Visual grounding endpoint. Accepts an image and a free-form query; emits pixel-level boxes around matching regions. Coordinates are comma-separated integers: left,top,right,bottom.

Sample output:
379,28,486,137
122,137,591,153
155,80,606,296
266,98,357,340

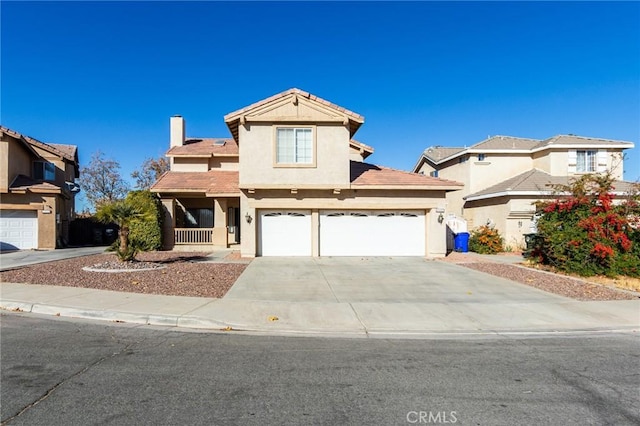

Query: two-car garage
258,210,426,257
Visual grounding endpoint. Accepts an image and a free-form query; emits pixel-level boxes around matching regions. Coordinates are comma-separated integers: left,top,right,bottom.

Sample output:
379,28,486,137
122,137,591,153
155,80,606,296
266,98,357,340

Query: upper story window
576,150,597,173
477,153,486,161
429,170,439,177
276,127,313,165
33,161,55,181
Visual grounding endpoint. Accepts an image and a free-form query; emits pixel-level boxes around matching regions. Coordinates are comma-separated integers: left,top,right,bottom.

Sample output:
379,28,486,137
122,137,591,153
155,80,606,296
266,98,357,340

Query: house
151,88,463,257
0,126,80,250
412,135,636,247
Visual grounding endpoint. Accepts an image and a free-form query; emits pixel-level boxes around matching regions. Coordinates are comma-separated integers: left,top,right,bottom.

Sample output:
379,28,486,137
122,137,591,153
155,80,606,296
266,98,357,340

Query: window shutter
597,150,608,172
567,150,577,173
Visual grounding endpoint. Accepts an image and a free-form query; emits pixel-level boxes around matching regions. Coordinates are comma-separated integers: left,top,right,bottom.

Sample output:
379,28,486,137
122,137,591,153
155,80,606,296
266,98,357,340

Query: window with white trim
276,128,313,164
33,161,55,181
576,150,597,172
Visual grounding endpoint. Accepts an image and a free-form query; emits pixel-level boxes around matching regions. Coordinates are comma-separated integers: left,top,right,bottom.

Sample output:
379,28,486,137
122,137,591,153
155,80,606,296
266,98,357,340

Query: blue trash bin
454,232,470,253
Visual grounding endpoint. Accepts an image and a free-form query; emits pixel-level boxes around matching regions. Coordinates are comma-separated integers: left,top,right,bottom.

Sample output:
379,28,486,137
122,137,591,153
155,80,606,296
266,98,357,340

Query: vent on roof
213,139,226,146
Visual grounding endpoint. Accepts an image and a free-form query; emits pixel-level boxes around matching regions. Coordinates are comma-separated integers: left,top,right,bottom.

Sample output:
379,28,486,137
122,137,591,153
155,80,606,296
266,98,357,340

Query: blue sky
2,1,639,209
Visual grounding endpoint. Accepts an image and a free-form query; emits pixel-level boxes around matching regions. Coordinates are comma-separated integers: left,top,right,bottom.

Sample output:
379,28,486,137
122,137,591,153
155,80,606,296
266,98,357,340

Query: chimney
170,115,185,147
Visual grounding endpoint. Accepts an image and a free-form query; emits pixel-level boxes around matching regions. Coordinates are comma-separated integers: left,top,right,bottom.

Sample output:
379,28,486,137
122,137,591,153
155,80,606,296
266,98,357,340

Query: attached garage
0,210,38,250
258,210,312,256
320,210,425,256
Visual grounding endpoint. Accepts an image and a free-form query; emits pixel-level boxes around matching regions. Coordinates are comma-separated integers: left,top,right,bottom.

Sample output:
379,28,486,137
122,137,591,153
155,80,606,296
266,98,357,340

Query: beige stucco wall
209,157,239,170
532,150,551,173
468,154,533,192
238,124,350,188
239,189,449,258
172,157,208,172
1,137,33,192
547,150,568,176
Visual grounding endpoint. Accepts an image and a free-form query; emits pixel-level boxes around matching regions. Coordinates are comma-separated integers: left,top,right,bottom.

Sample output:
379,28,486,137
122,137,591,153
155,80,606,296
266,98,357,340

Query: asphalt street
2,313,639,426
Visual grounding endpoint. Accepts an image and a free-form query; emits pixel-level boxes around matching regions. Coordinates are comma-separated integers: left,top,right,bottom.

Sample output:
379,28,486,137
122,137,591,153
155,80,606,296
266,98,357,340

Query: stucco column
161,198,176,250
311,210,319,257
240,192,256,258
426,208,447,258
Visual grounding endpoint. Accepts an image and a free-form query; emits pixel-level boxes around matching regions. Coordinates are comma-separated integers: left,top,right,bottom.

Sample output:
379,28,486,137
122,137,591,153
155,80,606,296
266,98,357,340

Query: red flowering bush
533,173,640,277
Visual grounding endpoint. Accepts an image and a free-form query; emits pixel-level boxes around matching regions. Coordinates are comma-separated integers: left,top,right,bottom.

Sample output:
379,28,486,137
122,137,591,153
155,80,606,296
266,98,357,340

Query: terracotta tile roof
167,138,238,157
151,171,239,195
350,161,463,189
9,174,63,193
0,125,77,163
49,143,78,158
0,126,77,163
465,169,638,201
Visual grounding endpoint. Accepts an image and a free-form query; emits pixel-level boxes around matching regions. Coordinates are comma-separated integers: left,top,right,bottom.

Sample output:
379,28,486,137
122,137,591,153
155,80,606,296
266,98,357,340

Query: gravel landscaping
441,252,639,301
0,251,248,298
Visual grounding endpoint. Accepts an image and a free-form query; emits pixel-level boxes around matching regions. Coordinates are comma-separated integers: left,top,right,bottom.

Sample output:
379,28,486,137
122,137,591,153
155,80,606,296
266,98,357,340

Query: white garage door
0,210,38,250
259,210,312,256
320,210,425,256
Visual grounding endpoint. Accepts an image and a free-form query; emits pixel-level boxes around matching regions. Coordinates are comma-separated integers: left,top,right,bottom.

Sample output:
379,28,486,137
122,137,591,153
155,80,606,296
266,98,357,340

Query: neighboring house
0,126,80,250
151,88,462,257
413,135,636,247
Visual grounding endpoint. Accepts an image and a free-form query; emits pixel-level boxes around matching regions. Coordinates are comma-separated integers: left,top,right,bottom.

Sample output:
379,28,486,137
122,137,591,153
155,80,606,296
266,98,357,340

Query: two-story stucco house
151,88,463,257
0,126,80,250
412,135,636,247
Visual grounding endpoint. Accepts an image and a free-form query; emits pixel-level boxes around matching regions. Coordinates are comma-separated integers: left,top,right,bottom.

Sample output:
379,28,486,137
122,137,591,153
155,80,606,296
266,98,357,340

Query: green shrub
126,190,163,251
469,225,504,254
533,174,640,277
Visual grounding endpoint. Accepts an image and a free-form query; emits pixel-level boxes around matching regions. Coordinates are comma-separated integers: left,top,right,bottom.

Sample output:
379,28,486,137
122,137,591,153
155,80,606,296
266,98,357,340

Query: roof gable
224,88,364,142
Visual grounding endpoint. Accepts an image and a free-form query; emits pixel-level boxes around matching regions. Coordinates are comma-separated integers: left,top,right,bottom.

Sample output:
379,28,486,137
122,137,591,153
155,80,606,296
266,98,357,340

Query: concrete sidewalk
2,282,639,337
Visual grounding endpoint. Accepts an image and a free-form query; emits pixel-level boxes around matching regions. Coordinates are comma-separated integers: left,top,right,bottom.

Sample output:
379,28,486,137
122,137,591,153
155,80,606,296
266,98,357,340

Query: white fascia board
531,143,634,153
464,189,630,202
464,190,556,202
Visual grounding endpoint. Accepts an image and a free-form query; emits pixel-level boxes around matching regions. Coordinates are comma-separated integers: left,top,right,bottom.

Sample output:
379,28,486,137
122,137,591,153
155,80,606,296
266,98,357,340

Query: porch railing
174,228,214,245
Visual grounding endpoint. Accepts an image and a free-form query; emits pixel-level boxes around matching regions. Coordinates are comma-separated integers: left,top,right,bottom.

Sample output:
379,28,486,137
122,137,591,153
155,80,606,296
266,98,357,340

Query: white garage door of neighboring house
0,210,38,250
258,210,312,256
320,210,425,256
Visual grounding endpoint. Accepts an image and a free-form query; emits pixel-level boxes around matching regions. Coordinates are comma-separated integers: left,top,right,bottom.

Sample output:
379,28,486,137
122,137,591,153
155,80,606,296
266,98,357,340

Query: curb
2,300,638,339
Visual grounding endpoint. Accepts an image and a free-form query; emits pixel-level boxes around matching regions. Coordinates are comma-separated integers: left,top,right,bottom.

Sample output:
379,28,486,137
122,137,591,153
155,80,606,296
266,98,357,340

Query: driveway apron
224,257,569,304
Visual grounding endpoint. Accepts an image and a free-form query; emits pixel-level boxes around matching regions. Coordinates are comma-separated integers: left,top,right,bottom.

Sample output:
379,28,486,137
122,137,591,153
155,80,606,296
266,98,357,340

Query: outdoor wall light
437,213,444,224
245,212,252,224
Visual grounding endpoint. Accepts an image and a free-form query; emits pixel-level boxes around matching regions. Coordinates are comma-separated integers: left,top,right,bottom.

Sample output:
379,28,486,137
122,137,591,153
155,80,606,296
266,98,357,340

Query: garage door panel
0,210,38,250
259,210,312,256
320,210,425,256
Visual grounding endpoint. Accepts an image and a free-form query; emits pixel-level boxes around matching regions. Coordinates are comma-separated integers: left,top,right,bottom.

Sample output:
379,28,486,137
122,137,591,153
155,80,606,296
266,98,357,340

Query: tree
131,157,169,190
95,200,152,262
79,151,129,211
533,173,640,277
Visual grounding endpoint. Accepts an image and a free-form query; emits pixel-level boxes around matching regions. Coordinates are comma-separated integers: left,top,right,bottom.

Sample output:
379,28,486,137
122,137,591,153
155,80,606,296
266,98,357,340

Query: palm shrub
469,225,504,254
95,200,152,261
533,173,640,277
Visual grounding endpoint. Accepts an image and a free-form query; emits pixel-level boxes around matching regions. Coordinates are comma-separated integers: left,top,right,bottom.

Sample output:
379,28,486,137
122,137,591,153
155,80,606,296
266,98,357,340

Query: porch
160,196,241,249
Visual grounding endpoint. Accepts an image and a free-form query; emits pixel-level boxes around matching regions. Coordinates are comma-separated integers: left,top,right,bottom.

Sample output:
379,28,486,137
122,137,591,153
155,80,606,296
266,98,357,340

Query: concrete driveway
0,247,106,271
225,257,569,304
